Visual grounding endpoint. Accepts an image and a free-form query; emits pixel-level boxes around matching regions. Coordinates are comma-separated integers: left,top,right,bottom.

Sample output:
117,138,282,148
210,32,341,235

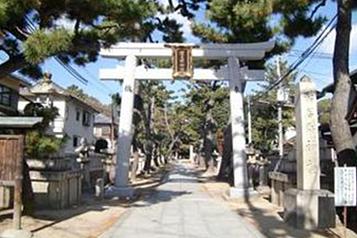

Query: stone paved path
100,162,264,238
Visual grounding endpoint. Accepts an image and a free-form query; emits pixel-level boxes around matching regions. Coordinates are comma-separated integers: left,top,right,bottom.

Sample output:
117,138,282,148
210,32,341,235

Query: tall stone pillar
228,57,252,197
108,55,136,197
284,76,335,229
295,77,320,190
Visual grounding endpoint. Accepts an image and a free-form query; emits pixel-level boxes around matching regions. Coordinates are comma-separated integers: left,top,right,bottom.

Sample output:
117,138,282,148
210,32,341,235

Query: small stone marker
334,167,356,207
95,178,104,200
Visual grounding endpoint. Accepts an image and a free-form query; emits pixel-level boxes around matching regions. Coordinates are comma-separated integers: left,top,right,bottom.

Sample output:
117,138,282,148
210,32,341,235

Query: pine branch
310,0,327,19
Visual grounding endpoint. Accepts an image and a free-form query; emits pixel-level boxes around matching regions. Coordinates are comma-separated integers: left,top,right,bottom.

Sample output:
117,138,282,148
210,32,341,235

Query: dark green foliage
318,98,331,125
250,60,296,152
192,0,328,57
156,17,185,43
0,0,166,78
23,28,73,64
180,81,229,150
23,102,66,158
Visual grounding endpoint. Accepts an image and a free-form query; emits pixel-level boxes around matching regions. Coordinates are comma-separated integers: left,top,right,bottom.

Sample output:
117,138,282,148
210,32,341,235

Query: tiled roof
20,75,99,112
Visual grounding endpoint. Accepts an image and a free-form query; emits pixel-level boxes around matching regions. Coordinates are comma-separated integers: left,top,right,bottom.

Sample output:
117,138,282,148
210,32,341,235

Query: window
76,109,81,121
73,135,78,147
0,85,12,107
82,111,91,126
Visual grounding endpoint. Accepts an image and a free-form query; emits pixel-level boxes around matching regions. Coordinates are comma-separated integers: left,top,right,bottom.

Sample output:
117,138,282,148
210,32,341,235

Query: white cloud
318,23,357,55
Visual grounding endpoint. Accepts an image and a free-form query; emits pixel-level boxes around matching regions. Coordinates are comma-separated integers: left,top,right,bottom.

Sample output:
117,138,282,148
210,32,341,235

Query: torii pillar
228,57,253,197
99,42,274,198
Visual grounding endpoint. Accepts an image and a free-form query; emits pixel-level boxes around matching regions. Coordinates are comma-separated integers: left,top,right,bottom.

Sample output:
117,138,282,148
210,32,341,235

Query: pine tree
0,0,187,79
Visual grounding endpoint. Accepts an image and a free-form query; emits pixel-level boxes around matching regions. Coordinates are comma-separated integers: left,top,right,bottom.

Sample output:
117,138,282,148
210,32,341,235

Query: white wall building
18,74,98,154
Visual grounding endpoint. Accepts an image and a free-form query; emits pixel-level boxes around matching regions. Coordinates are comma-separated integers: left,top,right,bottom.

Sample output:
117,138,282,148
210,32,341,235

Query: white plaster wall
63,99,96,153
18,99,30,112
53,99,66,119
51,99,66,135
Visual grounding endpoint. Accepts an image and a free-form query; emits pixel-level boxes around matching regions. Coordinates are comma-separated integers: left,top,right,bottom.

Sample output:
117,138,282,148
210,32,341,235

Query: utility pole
247,96,252,145
276,56,284,159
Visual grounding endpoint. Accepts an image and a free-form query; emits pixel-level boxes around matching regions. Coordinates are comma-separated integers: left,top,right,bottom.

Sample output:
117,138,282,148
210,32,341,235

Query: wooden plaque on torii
165,44,194,80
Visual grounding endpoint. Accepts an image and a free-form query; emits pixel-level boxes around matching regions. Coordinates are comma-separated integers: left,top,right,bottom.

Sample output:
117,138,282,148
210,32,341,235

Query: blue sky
36,1,357,104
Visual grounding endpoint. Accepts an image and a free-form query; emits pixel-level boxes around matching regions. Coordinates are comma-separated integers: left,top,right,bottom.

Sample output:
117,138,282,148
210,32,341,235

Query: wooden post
13,135,24,230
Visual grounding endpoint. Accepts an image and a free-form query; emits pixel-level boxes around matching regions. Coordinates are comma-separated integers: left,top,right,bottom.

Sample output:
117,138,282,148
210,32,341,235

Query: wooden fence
0,135,24,229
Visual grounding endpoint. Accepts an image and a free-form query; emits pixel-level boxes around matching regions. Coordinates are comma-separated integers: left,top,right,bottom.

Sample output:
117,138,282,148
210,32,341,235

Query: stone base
269,172,296,207
30,170,81,209
283,188,335,230
229,187,258,199
104,185,134,199
0,229,32,238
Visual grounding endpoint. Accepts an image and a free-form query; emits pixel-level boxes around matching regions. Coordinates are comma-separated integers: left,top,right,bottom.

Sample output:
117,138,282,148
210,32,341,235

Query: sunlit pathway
100,161,264,238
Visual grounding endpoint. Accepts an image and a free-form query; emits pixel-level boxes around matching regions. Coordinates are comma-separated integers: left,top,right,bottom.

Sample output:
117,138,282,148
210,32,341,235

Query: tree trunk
330,0,357,230
217,124,233,184
142,97,155,173
131,86,142,181
143,144,153,172
330,0,356,166
202,94,216,172
152,144,160,168
166,136,179,160
204,111,215,173
197,140,207,169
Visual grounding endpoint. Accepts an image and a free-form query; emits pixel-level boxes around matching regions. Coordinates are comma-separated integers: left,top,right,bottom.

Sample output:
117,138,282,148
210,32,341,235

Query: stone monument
75,138,92,188
283,76,335,230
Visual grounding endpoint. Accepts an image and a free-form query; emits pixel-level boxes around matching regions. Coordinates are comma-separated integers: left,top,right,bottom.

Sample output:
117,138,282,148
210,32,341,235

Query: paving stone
100,162,265,238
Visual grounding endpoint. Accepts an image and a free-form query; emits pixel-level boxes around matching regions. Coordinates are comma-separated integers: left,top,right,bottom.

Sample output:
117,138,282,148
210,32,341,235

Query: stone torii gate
100,41,274,197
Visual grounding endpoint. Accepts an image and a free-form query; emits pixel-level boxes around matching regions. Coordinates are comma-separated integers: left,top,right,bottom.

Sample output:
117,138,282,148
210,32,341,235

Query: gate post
111,54,137,197
228,57,253,198
0,135,32,238
13,136,24,230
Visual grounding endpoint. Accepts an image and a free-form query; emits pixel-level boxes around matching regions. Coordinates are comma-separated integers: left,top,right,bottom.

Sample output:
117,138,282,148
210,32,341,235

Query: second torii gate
100,41,274,197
